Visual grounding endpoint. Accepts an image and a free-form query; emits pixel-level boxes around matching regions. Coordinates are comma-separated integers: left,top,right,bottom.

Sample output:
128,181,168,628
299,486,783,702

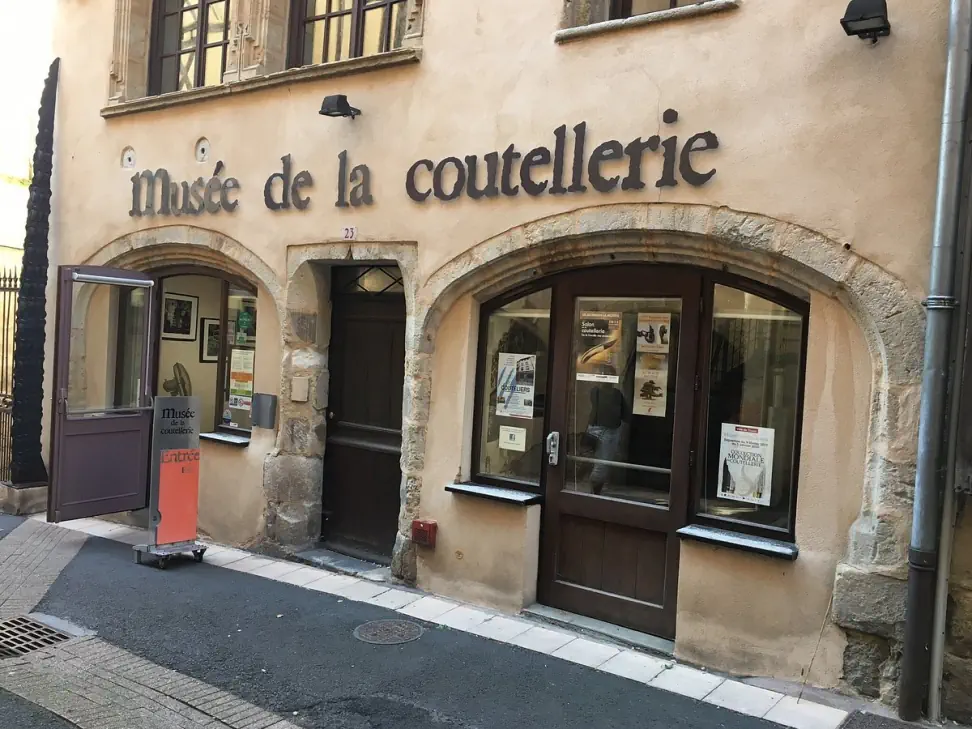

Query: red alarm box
411,519,438,548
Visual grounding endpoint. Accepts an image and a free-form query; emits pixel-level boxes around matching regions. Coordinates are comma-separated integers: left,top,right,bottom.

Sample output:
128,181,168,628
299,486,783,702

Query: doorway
472,264,809,640
321,265,407,563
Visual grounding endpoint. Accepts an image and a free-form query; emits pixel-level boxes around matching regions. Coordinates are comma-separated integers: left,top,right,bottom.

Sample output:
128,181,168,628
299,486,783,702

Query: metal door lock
546,431,560,466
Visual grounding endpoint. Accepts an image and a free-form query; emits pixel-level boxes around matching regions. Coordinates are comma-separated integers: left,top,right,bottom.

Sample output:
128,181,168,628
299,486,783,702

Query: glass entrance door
539,267,701,639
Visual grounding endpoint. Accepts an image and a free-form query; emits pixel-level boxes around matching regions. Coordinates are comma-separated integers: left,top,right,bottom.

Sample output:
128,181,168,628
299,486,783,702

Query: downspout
898,0,972,720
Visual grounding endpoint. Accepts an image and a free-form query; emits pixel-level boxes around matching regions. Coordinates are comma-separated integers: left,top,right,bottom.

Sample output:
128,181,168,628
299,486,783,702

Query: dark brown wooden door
48,266,155,522
322,291,406,561
538,267,701,639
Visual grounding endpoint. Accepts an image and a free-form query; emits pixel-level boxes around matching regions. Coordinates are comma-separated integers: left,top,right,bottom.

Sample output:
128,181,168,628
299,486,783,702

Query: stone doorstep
0,482,47,516
53,516,876,729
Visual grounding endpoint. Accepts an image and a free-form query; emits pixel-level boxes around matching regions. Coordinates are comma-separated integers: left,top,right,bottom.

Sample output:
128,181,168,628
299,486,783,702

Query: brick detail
0,637,300,729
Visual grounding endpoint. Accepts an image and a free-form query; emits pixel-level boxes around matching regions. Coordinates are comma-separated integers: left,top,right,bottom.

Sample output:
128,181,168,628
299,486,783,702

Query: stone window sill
101,48,422,119
676,524,799,561
200,431,250,447
446,482,543,506
555,0,740,45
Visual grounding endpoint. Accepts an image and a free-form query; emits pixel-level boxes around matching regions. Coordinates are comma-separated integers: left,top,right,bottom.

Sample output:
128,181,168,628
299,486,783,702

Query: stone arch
392,203,923,599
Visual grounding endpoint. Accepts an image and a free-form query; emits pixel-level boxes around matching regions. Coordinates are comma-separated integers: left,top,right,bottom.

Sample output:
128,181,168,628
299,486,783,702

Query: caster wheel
193,550,205,563
158,557,169,570
134,552,142,565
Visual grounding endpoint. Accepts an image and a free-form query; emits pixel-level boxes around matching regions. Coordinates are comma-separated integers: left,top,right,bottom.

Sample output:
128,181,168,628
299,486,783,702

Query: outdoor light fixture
320,95,361,119
841,0,891,43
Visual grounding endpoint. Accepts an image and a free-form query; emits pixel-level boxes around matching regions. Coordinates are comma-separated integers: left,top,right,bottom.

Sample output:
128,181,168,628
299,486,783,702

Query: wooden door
539,267,701,639
49,266,155,522
322,285,406,562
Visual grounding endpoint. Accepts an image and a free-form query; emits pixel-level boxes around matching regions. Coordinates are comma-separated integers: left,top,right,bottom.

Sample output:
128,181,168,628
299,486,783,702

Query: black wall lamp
841,0,891,43
320,95,361,119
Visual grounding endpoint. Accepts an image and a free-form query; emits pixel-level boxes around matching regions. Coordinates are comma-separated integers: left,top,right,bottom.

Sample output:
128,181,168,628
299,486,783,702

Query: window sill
101,47,422,119
554,0,740,45
446,482,543,506
676,524,798,561
200,431,250,447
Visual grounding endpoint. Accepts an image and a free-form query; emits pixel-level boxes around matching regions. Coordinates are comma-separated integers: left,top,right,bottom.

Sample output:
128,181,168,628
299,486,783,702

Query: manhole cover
353,619,424,645
0,616,71,659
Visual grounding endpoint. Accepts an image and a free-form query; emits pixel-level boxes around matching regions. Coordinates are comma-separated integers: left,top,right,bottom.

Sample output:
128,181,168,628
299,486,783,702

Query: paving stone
704,679,784,717
649,665,725,700
398,596,459,621
431,605,492,631
508,626,576,655
468,615,533,643
363,587,423,610
765,696,849,729
552,637,621,668
331,580,390,601
599,650,670,684
275,566,327,587
249,561,303,580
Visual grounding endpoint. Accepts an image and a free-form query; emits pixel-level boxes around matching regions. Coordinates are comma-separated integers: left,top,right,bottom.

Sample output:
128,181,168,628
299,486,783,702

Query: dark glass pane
162,13,180,54
477,290,552,487
628,0,671,14
326,13,352,62
389,1,407,50
564,297,681,507
221,287,257,432
303,20,325,65
699,285,805,533
330,0,353,11
305,0,321,16
161,55,179,93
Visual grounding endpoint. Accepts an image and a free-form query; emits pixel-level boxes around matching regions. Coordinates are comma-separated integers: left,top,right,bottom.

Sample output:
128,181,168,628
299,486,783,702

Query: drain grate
353,619,424,645
0,616,71,659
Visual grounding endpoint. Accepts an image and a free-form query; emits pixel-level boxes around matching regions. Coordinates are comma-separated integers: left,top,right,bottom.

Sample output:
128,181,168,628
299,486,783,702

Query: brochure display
134,396,208,568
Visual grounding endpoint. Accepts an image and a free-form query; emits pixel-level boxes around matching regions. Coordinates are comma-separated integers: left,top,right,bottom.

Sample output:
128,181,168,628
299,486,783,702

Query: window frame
469,266,811,544
688,271,810,544
287,0,408,69
149,0,232,96
148,266,258,438
611,0,688,19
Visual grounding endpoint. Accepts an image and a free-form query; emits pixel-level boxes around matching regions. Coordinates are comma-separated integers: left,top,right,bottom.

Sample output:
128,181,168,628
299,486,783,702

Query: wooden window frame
287,0,408,69
470,266,810,544
611,0,683,19
149,0,232,96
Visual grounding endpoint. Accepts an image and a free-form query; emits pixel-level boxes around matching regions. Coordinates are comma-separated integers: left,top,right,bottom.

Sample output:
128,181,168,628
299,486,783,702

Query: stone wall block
948,587,972,659
265,499,322,548
400,420,428,473
833,564,907,641
574,205,648,236
842,629,891,698
264,452,323,502
402,374,432,421
945,652,972,724
392,533,417,582
775,223,857,286
397,475,422,532
709,208,780,253
647,203,712,238
845,259,925,384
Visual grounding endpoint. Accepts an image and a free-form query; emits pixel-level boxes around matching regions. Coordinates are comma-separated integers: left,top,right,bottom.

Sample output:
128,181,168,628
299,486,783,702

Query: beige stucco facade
46,0,955,714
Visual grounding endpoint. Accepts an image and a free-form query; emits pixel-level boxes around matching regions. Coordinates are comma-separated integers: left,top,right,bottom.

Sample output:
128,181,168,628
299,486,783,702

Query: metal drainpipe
899,0,972,719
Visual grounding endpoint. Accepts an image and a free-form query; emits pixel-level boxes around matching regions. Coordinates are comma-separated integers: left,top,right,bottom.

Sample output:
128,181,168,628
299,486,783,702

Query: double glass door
538,268,700,638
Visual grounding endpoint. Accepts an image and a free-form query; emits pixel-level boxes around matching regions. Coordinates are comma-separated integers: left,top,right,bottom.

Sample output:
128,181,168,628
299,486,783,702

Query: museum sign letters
127,111,719,217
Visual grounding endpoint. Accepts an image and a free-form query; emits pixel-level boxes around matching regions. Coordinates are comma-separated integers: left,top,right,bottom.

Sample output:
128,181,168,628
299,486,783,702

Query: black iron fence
0,270,20,482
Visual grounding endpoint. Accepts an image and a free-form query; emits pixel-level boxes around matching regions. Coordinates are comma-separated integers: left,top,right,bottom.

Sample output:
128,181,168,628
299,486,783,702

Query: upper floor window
613,0,695,17
288,0,408,67
150,0,231,95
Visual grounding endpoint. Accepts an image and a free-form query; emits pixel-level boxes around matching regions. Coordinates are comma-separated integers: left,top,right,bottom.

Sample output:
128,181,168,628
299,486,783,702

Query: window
613,0,697,17
473,289,552,490
151,0,231,95
155,274,259,438
694,282,808,540
289,0,408,67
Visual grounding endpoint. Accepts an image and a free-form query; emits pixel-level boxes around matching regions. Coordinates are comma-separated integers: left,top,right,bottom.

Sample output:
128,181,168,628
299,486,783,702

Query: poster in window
496,353,535,419
499,425,527,452
717,424,775,506
229,348,255,411
633,353,668,417
636,313,671,354
576,311,622,383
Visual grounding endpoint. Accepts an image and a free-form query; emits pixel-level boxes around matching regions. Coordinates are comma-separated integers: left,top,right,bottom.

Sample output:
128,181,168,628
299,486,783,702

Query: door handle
546,431,560,466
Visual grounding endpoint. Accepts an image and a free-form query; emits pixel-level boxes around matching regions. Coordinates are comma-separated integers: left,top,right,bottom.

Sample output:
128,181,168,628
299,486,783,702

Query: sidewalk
3,513,887,729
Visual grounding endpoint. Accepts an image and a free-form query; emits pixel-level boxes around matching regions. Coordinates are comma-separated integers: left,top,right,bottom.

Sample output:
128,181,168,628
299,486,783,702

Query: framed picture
199,318,220,363
161,292,199,341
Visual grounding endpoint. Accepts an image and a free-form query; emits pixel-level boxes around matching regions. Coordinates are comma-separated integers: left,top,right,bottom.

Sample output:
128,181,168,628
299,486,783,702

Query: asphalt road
32,533,779,729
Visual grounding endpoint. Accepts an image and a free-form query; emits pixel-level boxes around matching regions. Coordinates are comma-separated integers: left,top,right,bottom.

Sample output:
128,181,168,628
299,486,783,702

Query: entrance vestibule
472,265,809,639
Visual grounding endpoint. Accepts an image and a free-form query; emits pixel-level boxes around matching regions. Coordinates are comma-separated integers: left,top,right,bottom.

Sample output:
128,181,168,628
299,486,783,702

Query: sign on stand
134,396,208,568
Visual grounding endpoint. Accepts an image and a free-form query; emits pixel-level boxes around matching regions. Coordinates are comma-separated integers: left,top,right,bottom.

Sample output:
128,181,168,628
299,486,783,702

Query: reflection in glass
207,2,227,44
326,13,352,62
222,287,258,431
699,285,805,532
204,46,224,86
477,290,551,487
68,284,146,414
178,53,196,91
565,297,681,507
